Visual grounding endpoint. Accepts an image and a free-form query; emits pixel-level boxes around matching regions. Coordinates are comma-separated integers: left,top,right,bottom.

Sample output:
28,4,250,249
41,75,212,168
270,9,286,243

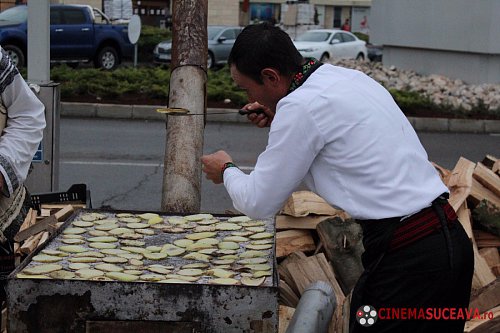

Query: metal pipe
286,281,337,333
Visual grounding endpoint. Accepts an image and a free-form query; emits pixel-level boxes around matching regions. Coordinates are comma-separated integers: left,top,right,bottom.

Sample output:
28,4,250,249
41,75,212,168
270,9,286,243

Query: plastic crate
30,184,91,211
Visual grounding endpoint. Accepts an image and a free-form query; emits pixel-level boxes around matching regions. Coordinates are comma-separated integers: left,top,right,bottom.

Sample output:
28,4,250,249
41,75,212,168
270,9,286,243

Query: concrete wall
371,0,500,84
209,0,239,26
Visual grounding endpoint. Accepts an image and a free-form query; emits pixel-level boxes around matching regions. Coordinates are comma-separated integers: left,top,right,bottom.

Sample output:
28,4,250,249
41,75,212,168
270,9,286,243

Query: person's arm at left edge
0,49,46,196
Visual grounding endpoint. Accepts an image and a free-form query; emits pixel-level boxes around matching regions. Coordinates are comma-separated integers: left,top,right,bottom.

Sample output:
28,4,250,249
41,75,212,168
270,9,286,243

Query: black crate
30,184,91,211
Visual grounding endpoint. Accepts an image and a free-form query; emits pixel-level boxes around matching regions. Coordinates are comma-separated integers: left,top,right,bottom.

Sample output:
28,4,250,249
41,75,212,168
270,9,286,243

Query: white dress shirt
224,63,448,220
0,48,46,196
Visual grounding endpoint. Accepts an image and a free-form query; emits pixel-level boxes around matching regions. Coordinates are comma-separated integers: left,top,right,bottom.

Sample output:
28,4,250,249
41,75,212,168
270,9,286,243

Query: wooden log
473,162,500,198
470,179,500,209
469,277,500,314
492,264,500,277
19,208,37,232
463,305,500,333
54,204,75,221
457,203,474,242
474,230,500,248
276,214,336,230
19,232,44,255
472,200,500,237
278,305,295,333
431,161,452,185
278,251,307,295
478,248,500,268
448,157,476,211
481,155,498,171
276,230,316,258
316,217,364,295
281,191,345,217
278,280,300,308
14,215,57,243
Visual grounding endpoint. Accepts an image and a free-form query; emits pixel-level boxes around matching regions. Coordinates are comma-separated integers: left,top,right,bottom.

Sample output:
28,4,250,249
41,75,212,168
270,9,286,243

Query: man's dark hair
228,23,303,84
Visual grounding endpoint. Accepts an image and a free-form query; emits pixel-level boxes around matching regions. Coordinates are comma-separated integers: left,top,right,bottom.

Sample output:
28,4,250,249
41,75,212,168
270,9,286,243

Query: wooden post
161,0,208,214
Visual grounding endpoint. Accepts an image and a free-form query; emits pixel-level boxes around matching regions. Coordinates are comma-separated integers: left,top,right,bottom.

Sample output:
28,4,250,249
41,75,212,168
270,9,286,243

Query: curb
60,102,500,134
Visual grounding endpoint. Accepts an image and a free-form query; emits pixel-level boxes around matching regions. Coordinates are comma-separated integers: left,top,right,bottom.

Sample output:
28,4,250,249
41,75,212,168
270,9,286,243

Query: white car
293,29,367,62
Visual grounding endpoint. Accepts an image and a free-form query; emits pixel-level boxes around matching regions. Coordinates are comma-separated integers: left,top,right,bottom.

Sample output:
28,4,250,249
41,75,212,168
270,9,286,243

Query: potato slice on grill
89,242,117,250
118,233,143,240
59,245,87,253
177,268,204,276
218,241,240,250
219,254,238,260
62,234,84,240
185,213,213,222
147,216,164,225
239,250,267,258
41,249,68,257
253,270,272,278
106,272,140,282
88,236,118,243
101,249,128,255
143,252,168,260
241,221,265,227
207,268,235,279
76,268,105,279
94,218,118,225
245,227,266,233
223,236,249,243
183,252,210,262
138,213,160,220
103,256,128,264
116,252,143,260
249,232,273,240
16,273,49,279
173,239,194,248
68,257,99,263
118,217,141,223
164,274,199,282
193,225,216,233
123,269,143,275
95,263,123,272
147,265,173,274
161,245,185,257
227,216,251,223
135,228,155,235
185,232,217,241
72,221,94,228
245,263,272,271
231,231,254,237
237,257,268,265
209,278,239,285
120,240,146,247
88,230,110,237
241,276,266,286
182,263,209,269
32,254,62,263
198,248,217,255
68,263,90,270
196,219,219,225
128,223,150,229
186,243,214,251
139,274,165,282
215,222,242,231
23,264,62,275
245,244,273,250
211,259,235,265
49,270,76,280
63,227,87,235
168,216,188,225
128,259,144,266
116,213,133,218
122,246,147,254
61,238,85,245
75,251,105,258
251,239,273,245
95,223,119,231
161,226,185,233
109,227,135,236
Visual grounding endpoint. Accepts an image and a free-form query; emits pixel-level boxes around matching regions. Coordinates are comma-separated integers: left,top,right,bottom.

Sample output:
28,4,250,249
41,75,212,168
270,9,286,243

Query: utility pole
161,0,208,213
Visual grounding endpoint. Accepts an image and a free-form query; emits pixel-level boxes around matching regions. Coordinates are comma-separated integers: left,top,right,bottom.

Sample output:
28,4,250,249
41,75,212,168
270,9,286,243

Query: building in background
371,0,500,84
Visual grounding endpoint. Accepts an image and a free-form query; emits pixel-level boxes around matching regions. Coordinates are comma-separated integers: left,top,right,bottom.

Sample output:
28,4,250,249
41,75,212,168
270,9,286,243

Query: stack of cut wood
277,155,500,333
13,204,80,263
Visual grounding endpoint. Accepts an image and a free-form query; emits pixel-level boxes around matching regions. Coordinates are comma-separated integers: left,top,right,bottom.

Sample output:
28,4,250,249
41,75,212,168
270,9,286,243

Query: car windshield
295,31,331,42
0,6,27,24
208,26,224,40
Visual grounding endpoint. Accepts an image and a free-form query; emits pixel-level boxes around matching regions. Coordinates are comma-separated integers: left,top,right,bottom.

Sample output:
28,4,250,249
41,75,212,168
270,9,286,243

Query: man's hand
242,102,274,128
201,150,234,184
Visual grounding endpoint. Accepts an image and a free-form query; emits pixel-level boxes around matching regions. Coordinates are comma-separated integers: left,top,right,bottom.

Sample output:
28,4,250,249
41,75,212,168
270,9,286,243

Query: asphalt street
58,118,499,213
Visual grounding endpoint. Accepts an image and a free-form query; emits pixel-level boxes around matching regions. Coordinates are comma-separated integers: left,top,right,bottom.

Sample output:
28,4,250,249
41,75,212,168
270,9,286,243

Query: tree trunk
161,0,208,214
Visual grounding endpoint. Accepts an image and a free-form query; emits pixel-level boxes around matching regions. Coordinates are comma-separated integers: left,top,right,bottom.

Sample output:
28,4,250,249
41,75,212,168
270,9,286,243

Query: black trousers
351,221,474,332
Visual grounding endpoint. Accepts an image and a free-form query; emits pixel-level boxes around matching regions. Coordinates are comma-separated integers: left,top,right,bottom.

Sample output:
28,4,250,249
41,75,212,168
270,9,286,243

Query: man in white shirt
0,47,45,318
201,23,473,332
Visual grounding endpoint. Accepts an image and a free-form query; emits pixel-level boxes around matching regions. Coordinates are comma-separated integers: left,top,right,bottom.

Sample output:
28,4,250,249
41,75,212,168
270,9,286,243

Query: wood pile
277,155,500,333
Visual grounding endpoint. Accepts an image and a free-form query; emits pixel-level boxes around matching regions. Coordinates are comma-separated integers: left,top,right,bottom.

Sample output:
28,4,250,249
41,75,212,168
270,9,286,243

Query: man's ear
260,68,280,85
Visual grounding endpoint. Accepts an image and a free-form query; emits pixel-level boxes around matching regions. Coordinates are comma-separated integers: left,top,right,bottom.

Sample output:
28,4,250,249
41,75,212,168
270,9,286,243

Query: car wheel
320,53,330,63
356,53,365,61
207,51,215,69
4,45,25,68
95,46,119,70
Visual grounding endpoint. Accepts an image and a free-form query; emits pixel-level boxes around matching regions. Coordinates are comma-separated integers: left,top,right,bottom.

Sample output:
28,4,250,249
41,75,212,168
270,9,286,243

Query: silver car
153,25,243,69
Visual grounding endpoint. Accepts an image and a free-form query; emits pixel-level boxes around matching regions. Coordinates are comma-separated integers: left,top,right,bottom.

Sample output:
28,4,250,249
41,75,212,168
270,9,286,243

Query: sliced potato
245,263,272,271
143,252,168,260
23,264,62,275
118,217,141,223
185,232,217,241
185,213,213,221
95,263,123,272
239,250,267,258
95,223,119,231
121,246,147,254
123,269,143,275
198,248,217,255
76,268,105,279
173,239,194,248
251,239,273,245
238,257,268,265
227,216,251,223
61,238,85,245
62,234,84,240
147,266,173,274
135,228,155,235
196,219,219,225
68,257,99,263
211,259,235,265
93,218,118,225
182,263,209,269
49,270,76,280
161,226,185,233
215,222,242,231
164,274,199,282
245,244,273,250
101,249,128,255
127,223,150,229
103,256,128,264
116,213,134,218
210,278,239,285
108,227,134,235
58,245,87,253
138,213,160,220
183,252,210,262
249,232,273,240
89,242,117,249
128,259,144,266
106,271,139,282
116,252,143,260
32,254,62,263
168,216,188,225
186,242,214,252
207,268,235,278
245,227,266,233
139,274,165,282
219,254,238,260
193,226,216,233
68,263,90,270
148,216,164,225
223,236,249,243
231,231,254,237
88,236,118,243
240,221,265,227
176,269,204,276
161,245,185,256
253,270,272,278
75,251,105,258
72,221,94,228
241,276,266,286
118,233,143,240
41,249,68,257
120,240,146,247
88,230,109,237
62,227,87,235
16,273,49,279
218,241,240,250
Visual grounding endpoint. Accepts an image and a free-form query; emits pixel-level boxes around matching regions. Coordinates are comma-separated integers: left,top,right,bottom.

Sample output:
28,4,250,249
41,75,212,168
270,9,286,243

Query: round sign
127,15,142,44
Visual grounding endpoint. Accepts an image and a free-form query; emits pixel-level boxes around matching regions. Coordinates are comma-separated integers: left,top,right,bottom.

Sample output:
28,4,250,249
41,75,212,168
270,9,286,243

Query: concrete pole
161,0,208,213
27,0,50,84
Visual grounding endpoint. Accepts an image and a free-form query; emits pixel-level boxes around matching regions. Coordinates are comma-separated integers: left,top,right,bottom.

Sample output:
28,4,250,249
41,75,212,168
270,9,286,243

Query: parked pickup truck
0,4,134,69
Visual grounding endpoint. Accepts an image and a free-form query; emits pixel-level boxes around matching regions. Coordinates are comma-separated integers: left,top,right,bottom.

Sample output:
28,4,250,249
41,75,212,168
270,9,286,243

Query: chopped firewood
281,191,346,217
481,155,499,174
284,253,345,333
470,179,500,209
19,208,37,232
478,248,500,269
40,208,51,217
432,161,452,184
472,200,500,237
457,203,474,242
276,214,335,230
278,305,295,333
474,230,500,248
276,230,316,258
469,277,500,314
41,203,85,210
19,232,44,255
54,204,75,221
278,280,300,308
463,305,500,333
316,217,364,295
14,216,57,243
473,163,500,198
448,157,476,211
492,264,500,277
278,251,308,295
